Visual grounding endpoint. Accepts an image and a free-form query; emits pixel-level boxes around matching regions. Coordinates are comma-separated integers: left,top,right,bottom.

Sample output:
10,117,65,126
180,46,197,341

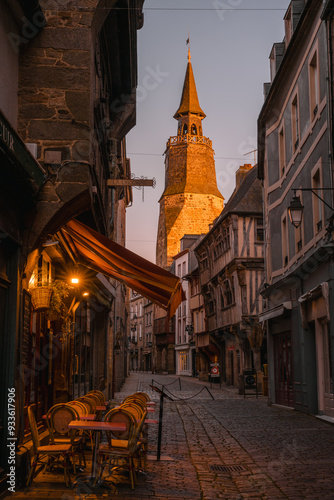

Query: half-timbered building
195,164,265,389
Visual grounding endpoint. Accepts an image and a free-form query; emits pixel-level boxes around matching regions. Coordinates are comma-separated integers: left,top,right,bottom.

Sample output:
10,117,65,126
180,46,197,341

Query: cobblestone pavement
3,372,334,500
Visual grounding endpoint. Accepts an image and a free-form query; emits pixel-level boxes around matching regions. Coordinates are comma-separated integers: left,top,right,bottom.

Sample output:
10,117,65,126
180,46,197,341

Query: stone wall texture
157,139,224,268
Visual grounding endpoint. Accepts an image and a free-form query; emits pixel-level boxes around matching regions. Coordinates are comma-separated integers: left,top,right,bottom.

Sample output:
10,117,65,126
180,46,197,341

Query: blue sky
126,0,290,262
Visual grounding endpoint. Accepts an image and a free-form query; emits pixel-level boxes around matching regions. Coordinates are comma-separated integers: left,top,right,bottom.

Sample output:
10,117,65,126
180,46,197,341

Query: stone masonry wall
17,3,98,249
157,134,224,269
157,192,224,267
18,3,96,165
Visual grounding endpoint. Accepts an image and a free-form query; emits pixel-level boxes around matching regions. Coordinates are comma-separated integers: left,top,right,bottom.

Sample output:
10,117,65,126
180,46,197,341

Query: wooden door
274,332,294,407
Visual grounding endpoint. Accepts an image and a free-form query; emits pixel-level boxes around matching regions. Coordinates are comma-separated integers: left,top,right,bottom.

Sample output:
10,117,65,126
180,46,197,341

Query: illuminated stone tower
156,49,224,268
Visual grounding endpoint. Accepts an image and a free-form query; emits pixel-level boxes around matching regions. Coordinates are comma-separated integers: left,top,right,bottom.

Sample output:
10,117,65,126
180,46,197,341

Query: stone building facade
258,0,334,417
156,49,224,269
0,0,145,489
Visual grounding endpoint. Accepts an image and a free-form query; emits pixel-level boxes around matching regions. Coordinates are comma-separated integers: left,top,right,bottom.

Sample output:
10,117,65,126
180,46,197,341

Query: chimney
236,164,253,188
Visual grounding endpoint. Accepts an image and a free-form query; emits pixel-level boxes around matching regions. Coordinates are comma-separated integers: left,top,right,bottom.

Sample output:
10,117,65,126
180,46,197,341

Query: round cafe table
68,420,127,482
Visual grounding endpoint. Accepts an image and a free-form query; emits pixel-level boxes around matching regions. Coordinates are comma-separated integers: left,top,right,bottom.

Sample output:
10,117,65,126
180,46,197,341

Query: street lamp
288,188,334,234
288,191,304,228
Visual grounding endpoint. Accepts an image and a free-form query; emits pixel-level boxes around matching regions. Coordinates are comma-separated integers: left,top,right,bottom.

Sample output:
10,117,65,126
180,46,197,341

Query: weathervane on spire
186,32,191,61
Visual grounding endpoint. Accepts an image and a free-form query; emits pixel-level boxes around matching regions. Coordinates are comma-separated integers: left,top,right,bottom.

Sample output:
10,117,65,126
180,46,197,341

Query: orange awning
58,219,183,317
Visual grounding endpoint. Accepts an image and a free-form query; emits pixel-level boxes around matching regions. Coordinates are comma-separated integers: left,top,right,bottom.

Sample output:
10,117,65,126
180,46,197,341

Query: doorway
274,331,293,407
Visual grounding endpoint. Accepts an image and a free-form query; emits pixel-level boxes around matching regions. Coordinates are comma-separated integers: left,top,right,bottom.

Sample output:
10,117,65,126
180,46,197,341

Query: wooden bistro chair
45,403,86,472
76,396,94,414
120,402,149,471
87,390,105,405
134,391,151,403
27,406,72,487
94,410,146,490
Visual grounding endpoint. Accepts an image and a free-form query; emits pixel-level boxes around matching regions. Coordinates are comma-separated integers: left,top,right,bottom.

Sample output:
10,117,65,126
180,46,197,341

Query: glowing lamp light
83,292,89,297
71,278,79,284
288,194,304,228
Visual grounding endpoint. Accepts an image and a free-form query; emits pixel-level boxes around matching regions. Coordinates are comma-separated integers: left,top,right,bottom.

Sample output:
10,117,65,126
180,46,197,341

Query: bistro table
79,414,97,421
68,420,127,481
96,405,107,411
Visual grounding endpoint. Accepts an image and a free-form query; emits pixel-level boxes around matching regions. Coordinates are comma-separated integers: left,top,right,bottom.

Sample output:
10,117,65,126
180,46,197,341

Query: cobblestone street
4,373,334,500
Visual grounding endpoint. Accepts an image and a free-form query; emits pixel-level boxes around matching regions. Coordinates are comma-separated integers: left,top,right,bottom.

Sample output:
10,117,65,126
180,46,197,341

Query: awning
259,301,292,322
58,219,184,317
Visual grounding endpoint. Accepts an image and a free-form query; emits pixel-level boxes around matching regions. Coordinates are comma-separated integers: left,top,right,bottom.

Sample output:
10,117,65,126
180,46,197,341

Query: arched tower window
191,124,197,135
183,124,188,135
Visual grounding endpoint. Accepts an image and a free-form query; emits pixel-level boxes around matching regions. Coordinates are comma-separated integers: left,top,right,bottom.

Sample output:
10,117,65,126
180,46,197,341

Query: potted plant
46,280,72,321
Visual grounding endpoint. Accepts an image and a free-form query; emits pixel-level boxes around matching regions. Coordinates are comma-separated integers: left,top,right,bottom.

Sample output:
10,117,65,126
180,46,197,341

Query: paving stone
2,373,334,500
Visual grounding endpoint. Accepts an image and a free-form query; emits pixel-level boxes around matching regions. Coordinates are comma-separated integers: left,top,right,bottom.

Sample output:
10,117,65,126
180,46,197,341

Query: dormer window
191,124,197,135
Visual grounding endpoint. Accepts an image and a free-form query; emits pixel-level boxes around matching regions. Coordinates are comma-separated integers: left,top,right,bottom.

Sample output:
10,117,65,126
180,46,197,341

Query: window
182,261,186,276
204,288,215,315
256,218,264,242
195,312,199,333
215,227,230,257
183,124,188,135
191,124,197,135
279,124,286,176
294,190,303,252
190,278,199,296
312,168,323,234
222,279,234,307
178,263,181,277
199,251,208,270
309,50,319,120
282,215,288,267
218,225,231,252
292,94,299,152
200,310,204,332
220,287,225,309
295,224,302,253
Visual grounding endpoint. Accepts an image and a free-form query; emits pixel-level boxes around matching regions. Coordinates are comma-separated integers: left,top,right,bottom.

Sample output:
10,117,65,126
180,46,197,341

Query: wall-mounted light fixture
288,188,334,230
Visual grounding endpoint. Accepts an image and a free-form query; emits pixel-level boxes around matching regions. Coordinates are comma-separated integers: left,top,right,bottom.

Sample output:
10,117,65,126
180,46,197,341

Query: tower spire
173,43,205,120
187,32,191,62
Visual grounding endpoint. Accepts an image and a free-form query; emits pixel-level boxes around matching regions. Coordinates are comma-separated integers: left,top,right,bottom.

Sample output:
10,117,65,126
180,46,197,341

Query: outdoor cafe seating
26,390,155,490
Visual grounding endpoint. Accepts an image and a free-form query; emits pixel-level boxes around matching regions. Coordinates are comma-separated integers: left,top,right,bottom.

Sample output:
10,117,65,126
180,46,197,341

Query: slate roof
195,165,263,250
174,61,206,119
221,165,262,218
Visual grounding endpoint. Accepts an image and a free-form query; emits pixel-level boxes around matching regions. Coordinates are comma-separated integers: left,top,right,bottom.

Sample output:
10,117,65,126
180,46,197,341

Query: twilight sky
126,0,290,263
